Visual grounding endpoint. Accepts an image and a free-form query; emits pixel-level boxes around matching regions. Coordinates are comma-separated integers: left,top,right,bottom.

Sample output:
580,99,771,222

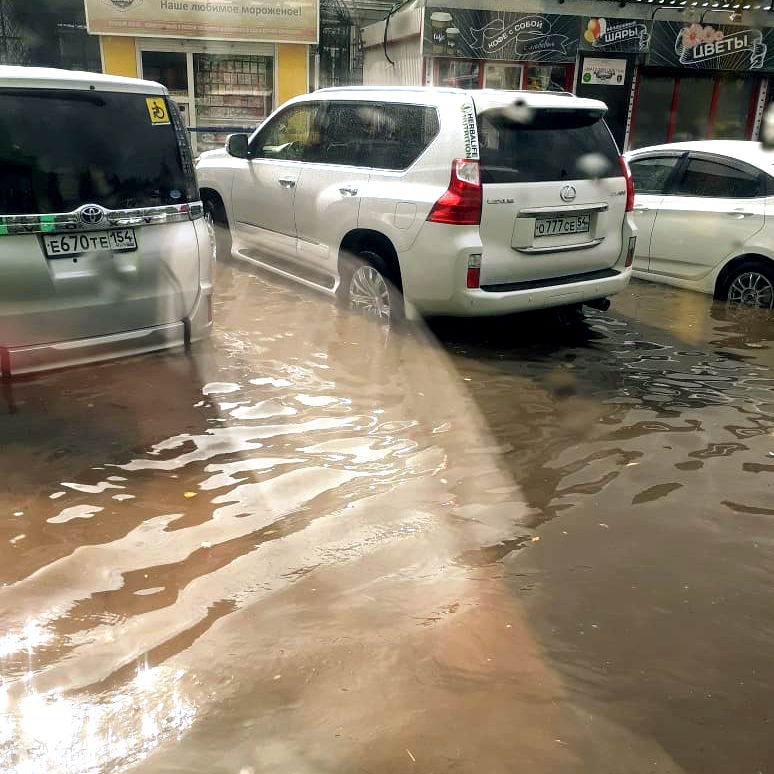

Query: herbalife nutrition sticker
146,97,170,125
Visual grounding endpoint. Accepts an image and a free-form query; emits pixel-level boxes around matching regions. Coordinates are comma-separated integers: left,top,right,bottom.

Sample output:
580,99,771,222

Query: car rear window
476,107,621,184
0,88,194,215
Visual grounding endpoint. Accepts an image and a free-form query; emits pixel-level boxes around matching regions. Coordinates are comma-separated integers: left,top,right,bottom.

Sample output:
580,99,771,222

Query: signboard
649,20,774,71
424,7,579,62
580,17,650,53
581,57,627,86
84,0,318,44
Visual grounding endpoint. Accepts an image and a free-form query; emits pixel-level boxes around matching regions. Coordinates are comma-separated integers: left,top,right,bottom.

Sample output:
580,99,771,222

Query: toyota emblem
559,186,577,203
80,205,105,225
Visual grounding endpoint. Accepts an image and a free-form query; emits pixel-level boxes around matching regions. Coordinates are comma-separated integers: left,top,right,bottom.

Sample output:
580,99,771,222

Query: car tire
342,249,404,325
720,259,774,309
203,197,231,263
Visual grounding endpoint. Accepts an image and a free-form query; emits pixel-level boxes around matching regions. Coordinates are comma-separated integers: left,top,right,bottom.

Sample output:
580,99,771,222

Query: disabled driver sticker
146,97,170,125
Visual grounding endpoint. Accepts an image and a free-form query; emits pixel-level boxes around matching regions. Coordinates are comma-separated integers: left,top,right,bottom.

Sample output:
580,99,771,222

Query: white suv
197,87,636,323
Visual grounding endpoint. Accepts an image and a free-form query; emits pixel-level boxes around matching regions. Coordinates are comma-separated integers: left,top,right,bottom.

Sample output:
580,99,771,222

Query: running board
231,249,338,295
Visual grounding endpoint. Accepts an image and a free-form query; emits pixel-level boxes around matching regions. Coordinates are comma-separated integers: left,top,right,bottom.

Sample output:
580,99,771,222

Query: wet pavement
1,262,773,774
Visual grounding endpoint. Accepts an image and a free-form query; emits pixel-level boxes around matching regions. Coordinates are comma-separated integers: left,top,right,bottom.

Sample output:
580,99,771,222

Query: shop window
437,60,480,88
631,72,759,149
713,78,754,139
629,156,679,195
484,64,523,90
673,158,763,199
526,66,566,92
193,54,273,154
672,77,714,143
141,51,188,98
631,74,675,148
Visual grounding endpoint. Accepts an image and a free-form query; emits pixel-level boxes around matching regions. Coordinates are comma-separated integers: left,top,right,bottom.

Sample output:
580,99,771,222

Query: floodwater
1,263,773,774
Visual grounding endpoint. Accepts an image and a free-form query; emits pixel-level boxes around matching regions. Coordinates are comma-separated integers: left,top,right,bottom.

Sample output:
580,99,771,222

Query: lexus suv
197,86,636,324
0,66,212,377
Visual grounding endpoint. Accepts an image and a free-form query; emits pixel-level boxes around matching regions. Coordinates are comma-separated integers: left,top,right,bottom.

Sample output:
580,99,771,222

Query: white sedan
625,140,774,308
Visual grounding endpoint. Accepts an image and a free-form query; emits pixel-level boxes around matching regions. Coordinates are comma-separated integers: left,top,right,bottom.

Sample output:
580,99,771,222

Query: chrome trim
0,201,203,236
518,203,609,217
517,238,604,254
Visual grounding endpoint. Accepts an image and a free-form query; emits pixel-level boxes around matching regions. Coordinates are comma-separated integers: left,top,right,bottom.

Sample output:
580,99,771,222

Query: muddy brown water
1,265,773,774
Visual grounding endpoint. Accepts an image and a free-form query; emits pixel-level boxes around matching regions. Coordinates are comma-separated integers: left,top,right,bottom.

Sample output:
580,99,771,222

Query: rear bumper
400,222,635,319
415,265,632,317
1,283,212,378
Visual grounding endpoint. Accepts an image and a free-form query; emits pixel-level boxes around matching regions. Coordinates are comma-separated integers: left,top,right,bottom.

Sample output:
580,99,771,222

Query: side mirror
226,133,250,159
761,104,774,149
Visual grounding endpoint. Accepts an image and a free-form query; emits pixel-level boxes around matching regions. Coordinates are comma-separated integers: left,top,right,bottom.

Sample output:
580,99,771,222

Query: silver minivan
0,66,212,377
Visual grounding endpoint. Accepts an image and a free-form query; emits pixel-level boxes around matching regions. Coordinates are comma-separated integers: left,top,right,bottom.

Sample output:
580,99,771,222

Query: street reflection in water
1,266,773,774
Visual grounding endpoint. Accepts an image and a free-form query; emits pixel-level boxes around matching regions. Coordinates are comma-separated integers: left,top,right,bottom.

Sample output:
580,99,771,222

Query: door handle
339,185,358,196
727,209,752,218
278,178,296,189
633,204,650,212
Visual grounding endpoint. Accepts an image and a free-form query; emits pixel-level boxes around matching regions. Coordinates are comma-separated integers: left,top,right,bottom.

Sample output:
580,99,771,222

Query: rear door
648,154,766,279
474,102,626,287
0,86,200,347
627,153,684,271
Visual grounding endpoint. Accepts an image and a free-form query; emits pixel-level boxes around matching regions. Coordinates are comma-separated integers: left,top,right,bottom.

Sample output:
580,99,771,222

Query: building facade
362,0,774,150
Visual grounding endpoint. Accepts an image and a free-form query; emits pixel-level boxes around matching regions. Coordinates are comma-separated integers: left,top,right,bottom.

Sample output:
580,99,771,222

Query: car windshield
0,88,191,214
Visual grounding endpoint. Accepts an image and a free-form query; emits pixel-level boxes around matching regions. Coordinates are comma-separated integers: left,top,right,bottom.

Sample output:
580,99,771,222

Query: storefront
84,0,318,154
362,1,774,150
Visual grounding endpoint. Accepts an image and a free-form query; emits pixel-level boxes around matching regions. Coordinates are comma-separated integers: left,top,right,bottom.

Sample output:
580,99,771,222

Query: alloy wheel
348,265,391,321
727,271,774,309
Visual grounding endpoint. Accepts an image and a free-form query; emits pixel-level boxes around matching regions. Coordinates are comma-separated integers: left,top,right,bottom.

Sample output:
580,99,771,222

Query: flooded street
2,262,773,774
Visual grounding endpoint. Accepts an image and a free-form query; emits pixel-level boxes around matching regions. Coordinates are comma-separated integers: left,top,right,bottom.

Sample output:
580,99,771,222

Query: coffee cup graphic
430,12,452,54
446,27,460,55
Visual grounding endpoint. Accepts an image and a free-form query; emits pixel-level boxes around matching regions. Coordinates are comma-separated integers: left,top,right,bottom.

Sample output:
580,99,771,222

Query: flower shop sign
649,20,774,71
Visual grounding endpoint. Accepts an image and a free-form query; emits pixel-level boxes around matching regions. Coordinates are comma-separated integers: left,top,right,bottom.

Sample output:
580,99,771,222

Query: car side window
311,102,440,170
673,158,763,198
629,156,679,195
250,102,322,162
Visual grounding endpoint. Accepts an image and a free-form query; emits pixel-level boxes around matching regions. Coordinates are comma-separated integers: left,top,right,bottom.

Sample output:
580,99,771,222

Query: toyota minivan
197,86,636,324
0,66,213,377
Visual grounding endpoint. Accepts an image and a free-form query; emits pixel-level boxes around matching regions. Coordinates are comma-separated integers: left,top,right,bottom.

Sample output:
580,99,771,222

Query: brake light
427,159,482,226
619,155,634,213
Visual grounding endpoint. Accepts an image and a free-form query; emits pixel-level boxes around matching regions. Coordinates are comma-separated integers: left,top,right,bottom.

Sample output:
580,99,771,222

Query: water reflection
1,269,773,773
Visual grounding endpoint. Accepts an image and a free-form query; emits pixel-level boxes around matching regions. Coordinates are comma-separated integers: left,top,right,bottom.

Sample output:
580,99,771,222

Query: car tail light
427,159,482,226
619,155,634,213
625,236,636,268
466,254,482,289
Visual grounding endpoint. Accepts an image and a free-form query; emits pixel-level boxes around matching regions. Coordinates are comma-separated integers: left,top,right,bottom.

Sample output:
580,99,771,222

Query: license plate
43,229,137,257
534,214,590,238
